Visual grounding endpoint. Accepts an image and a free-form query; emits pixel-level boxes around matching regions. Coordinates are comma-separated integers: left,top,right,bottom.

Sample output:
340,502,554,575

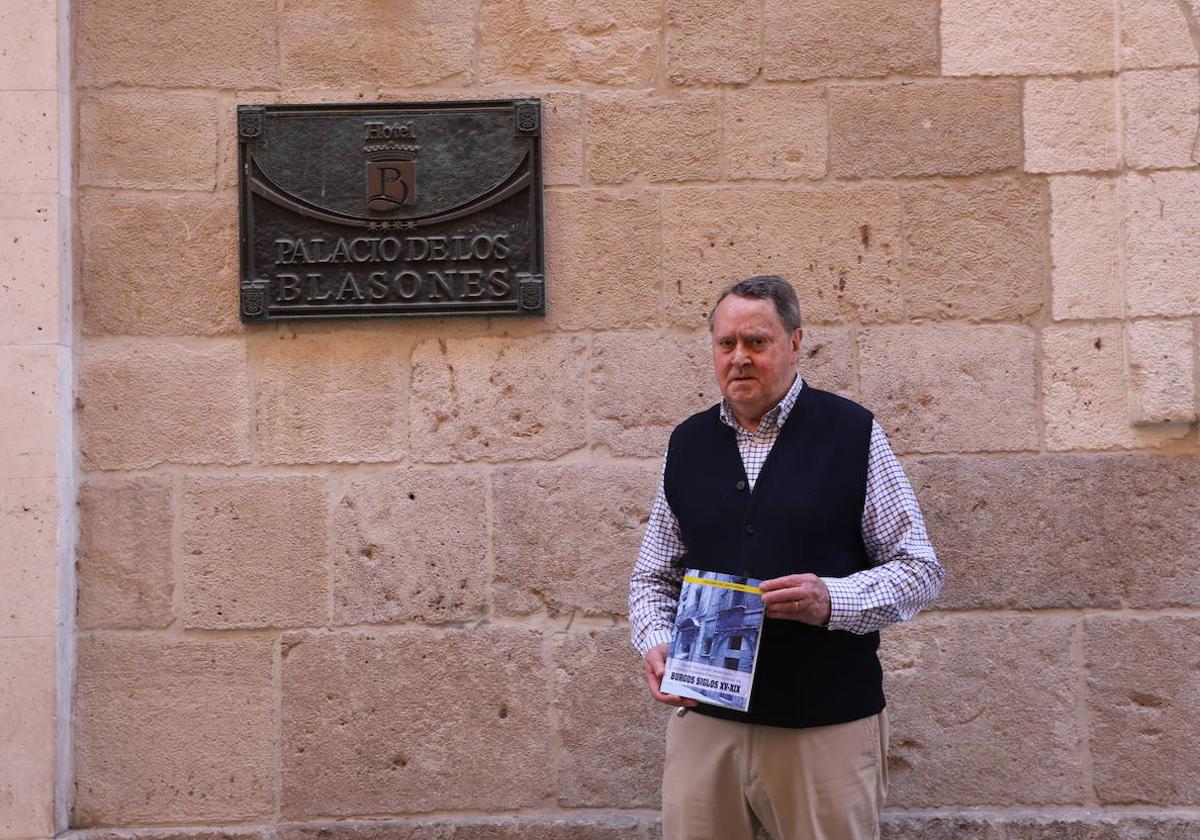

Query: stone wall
66,0,1200,838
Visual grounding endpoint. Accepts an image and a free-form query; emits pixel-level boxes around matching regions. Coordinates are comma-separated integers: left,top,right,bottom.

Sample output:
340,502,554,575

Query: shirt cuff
638,627,673,656
821,576,859,633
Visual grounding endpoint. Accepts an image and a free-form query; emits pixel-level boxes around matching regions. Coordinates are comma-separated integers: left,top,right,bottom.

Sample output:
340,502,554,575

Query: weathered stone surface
1023,78,1118,173
78,93,217,190
480,0,658,85
907,455,1200,610
493,465,657,615
331,468,487,625
1086,617,1200,804
0,345,58,479
661,185,905,326
544,190,660,330
860,325,1039,454
942,0,1114,75
797,326,857,397
881,615,1085,806
252,332,407,464
0,478,57,637
666,0,759,84
280,628,554,816
73,637,274,825
763,0,938,80
1042,323,1191,450
1128,319,1197,423
0,193,60,345
410,335,588,462
0,90,57,195
76,0,278,88
0,637,55,838
80,833,269,840
1120,0,1198,70
1125,171,1200,317
590,331,720,456
78,341,251,470
829,81,1022,178
1050,176,1123,320
80,193,240,336
725,89,827,181
587,93,721,184
180,475,326,629
0,0,56,91
882,812,1200,839
278,817,641,840
555,628,669,807
77,477,173,630
541,92,586,186
1122,69,1200,170
901,178,1049,321
281,0,472,87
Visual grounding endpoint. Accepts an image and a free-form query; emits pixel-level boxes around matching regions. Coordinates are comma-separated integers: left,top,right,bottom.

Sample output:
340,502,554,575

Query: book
660,569,765,712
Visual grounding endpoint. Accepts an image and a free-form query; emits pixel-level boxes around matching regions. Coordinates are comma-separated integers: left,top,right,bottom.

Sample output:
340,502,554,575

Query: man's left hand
759,574,831,626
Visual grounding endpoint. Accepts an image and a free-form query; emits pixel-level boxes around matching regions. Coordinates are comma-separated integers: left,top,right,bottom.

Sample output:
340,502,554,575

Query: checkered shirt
629,374,945,655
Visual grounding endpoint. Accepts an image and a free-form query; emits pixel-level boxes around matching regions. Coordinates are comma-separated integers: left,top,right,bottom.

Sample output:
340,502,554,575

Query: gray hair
707,275,802,334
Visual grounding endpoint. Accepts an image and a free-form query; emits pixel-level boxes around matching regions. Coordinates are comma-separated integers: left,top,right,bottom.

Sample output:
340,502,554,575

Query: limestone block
829,81,1022,178
0,91,56,194
79,93,217,190
492,465,658,615
763,0,938,80
724,89,827,181
331,468,487,625
0,345,58,481
1124,171,1200,316
79,832,269,840
78,340,252,470
77,477,173,630
907,455,1200,611
661,185,905,326
554,628,669,807
942,0,1115,75
280,628,554,816
1128,319,1197,423
479,0,658,85
1085,617,1200,804
0,638,55,839
0,0,56,90
281,0,472,88
881,615,1085,806
541,92,586,187
1122,69,1200,169
410,335,587,462
1042,323,1190,450
76,0,278,88
1120,0,1198,70
0,194,59,345
798,326,857,397
1050,176,1123,320
0,478,57,637
544,190,660,330
666,0,760,84
901,178,1049,321
277,817,641,840
1024,78,1119,173
589,331,721,456
73,636,274,825
882,812,1200,839
80,193,240,336
180,475,326,629
587,93,721,184
859,325,1039,454
252,332,407,464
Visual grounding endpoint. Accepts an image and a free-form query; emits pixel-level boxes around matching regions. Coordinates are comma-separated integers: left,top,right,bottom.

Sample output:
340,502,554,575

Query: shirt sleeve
628,462,686,656
821,420,945,634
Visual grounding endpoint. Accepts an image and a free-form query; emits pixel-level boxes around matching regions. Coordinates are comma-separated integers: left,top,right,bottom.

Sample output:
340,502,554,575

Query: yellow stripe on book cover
682,575,763,595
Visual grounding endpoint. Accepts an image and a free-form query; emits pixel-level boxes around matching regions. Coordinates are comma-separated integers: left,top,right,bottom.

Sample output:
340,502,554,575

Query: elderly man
629,275,944,840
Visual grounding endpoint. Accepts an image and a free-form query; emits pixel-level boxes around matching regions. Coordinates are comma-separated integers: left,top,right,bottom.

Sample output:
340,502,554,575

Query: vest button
735,480,747,491
745,523,756,535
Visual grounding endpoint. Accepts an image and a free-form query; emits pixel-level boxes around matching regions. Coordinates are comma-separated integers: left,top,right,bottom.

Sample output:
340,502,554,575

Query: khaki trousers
661,709,889,840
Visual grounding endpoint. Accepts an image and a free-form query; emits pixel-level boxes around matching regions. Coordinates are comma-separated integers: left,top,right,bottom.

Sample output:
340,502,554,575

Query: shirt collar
719,373,805,432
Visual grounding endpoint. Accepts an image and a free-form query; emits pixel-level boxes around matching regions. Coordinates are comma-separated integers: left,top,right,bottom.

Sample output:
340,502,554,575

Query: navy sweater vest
663,385,885,729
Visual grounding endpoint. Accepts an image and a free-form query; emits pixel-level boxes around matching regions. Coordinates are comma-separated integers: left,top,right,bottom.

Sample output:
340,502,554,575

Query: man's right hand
642,643,698,708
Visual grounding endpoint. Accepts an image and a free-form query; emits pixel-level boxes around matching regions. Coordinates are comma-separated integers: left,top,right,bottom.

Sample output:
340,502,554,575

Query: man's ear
792,328,803,356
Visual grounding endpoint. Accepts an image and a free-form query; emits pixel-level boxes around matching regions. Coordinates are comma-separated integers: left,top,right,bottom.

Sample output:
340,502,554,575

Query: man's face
711,294,802,428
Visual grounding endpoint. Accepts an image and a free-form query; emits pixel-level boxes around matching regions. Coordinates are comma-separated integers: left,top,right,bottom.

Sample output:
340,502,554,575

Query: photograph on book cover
661,569,765,711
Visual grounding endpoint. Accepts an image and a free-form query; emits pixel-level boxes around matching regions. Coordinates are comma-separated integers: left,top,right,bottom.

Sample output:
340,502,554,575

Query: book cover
660,569,765,712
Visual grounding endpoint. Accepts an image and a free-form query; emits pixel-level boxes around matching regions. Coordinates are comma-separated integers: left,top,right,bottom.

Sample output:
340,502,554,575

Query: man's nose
731,343,751,365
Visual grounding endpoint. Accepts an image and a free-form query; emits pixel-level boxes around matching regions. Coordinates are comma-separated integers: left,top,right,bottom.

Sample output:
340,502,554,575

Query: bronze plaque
238,100,545,321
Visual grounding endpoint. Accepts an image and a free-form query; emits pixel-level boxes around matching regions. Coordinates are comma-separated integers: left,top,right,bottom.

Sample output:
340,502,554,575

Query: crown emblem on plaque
364,120,419,210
